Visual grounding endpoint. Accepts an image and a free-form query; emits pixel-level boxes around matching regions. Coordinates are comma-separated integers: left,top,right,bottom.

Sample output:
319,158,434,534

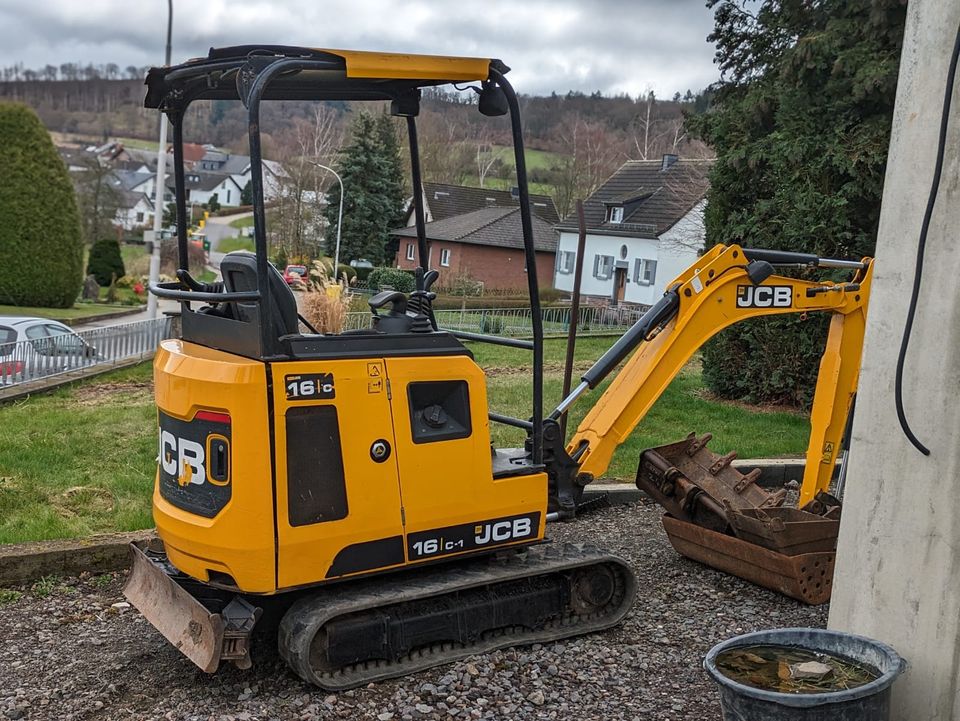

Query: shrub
160,239,206,275
87,238,125,286
702,314,831,410
480,313,506,335
367,267,415,293
336,264,357,283
0,102,83,307
539,287,567,303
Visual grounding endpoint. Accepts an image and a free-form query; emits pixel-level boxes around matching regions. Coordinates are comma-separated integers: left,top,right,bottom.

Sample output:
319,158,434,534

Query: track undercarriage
125,542,636,690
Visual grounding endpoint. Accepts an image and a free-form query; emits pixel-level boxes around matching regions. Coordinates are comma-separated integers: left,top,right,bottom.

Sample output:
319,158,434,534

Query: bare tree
75,154,123,245
657,159,713,253
271,104,344,261
551,114,626,219
416,109,473,185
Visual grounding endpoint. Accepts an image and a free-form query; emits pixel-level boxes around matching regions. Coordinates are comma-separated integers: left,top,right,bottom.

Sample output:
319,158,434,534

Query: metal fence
343,305,646,337
0,316,173,388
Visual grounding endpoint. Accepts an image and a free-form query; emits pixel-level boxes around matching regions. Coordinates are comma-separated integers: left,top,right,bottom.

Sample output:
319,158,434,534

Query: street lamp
307,161,344,274
147,0,173,319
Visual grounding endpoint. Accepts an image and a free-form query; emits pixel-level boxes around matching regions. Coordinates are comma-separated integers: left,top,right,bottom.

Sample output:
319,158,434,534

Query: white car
0,316,100,385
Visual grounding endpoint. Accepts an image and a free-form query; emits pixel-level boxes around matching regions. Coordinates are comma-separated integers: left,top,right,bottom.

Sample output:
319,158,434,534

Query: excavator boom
559,244,872,506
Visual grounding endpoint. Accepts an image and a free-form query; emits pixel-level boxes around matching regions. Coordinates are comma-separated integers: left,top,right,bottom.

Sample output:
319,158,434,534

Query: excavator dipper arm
556,244,872,508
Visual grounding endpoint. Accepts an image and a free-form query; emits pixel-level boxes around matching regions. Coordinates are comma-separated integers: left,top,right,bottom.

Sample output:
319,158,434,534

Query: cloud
0,0,718,96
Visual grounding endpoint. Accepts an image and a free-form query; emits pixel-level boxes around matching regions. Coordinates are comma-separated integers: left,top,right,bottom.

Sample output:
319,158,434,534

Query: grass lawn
217,236,255,253
471,338,809,480
0,304,138,323
0,337,809,544
0,363,156,544
229,215,255,229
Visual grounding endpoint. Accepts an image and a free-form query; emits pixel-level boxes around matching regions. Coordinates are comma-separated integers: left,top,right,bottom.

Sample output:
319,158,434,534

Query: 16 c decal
285,373,335,400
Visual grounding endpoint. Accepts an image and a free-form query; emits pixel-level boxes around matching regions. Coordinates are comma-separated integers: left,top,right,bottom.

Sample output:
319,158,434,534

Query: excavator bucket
661,514,835,605
123,543,226,672
636,434,840,605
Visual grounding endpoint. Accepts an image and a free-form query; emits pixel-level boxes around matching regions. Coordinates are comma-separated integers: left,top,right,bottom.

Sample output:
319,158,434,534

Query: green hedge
702,314,830,410
0,103,83,307
367,267,415,293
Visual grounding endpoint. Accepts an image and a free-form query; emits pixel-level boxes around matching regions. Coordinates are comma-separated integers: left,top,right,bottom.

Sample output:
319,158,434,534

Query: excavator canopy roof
145,45,505,110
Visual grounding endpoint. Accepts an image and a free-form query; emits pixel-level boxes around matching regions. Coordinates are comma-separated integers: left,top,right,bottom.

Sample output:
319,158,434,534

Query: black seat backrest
220,251,298,337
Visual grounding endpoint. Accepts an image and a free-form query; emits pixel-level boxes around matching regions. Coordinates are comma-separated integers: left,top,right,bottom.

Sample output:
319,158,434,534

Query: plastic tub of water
704,628,905,721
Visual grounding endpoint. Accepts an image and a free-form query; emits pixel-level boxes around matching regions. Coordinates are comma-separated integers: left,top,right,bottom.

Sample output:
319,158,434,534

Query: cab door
271,358,405,589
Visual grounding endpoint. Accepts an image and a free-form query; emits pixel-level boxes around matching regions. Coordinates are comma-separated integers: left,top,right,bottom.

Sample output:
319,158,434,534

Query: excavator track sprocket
278,543,637,690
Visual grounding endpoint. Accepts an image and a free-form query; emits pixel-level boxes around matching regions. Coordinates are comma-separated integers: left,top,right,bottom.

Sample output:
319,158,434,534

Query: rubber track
278,543,637,690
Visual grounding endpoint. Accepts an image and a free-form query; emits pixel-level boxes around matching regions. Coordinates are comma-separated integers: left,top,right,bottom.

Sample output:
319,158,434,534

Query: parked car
283,264,308,287
0,317,100,385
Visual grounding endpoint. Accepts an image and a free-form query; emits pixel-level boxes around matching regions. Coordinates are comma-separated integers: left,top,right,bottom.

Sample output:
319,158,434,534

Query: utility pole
147,0,172,319
828,4,960,718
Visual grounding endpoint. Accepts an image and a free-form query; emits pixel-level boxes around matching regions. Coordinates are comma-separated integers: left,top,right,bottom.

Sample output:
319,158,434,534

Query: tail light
1,361,23,377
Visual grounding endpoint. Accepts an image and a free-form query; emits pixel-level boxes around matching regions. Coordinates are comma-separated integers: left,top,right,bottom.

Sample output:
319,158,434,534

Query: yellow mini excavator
124,46,872,689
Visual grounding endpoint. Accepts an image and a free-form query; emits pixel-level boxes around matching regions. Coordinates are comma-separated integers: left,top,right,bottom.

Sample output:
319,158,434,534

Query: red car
282,264,307,286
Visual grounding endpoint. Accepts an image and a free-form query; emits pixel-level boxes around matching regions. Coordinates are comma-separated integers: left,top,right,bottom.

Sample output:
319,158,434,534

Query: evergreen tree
322,111,406,265
87,238,125,286
240,180,253,206
0,102,83,307
689,0,905,408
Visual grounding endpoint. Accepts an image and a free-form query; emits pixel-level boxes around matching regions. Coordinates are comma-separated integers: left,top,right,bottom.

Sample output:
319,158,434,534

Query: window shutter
593,254,601,278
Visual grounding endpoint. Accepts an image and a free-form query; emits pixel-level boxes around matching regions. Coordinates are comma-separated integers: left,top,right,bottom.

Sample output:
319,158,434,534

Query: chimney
661,154,679,171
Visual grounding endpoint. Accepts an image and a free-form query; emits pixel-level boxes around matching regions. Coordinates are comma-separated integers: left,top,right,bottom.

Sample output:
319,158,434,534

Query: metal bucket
704,628,906,721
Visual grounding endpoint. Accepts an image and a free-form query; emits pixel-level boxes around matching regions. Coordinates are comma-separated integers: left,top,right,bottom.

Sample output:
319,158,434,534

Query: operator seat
219,251,299,337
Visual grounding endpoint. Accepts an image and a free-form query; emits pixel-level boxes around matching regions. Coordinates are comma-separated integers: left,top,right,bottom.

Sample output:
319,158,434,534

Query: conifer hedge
0,102,84,308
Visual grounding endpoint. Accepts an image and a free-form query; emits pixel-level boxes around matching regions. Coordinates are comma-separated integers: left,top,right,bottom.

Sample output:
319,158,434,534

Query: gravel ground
0,500,827,720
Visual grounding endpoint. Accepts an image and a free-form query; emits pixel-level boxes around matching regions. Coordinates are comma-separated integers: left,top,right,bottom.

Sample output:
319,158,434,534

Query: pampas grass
301,260,352,334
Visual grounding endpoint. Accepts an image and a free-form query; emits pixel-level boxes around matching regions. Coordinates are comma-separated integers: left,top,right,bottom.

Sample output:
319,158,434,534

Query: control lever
368,290,408,317
409,269,440,331
176,269,224,294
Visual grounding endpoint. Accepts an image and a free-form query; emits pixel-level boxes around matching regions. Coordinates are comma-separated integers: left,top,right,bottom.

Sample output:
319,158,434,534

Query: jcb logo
736,285,792,308
160,432,205,486
474,517,533,545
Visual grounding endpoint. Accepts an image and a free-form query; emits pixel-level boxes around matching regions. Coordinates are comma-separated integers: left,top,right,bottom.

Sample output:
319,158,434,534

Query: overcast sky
0,1,718,97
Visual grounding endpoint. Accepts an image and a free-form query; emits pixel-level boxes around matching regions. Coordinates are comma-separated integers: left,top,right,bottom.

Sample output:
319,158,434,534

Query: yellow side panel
273,359,405,589
386,355,547,554
320,49,491,81
152,340,276,593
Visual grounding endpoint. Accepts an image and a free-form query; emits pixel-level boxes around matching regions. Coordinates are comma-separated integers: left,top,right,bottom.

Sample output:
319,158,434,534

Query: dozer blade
123,543,226,672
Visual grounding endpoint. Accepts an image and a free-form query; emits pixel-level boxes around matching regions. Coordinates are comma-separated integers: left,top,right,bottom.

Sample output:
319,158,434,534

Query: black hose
894,20,960,457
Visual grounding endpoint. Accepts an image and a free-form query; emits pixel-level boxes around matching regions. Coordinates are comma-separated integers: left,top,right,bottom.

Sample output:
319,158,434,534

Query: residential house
164,171,244,208
392,183,560,291
392,207,557,292
404,182,560,226
553,155,712,306
110,169,156,229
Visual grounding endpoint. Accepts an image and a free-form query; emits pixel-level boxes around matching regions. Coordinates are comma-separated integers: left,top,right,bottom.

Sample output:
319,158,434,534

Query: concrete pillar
828,3,960,720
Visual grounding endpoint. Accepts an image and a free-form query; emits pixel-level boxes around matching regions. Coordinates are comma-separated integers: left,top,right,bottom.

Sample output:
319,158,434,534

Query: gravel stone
0,502,826,719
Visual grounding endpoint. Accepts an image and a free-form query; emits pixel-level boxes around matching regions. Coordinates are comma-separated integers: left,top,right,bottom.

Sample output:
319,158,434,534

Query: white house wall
553,202,704,306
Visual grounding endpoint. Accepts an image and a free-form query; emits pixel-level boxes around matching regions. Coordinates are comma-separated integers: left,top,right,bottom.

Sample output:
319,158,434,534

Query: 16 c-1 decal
407,512,541,560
